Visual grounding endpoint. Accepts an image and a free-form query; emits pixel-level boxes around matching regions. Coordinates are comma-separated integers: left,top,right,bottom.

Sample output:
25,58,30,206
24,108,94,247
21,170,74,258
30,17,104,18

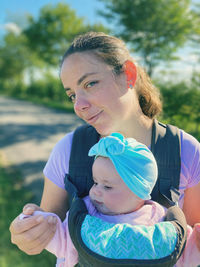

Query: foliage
190,2,200,63
158,75,200,140
0,73,74,113
23,3,109,66
0,33,28,83
25,73,65,101
0,153,56,267
98,0,197,76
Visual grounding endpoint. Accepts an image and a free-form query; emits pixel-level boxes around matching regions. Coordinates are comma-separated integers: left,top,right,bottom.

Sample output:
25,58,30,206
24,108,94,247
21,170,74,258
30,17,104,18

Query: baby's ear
123,60,137,88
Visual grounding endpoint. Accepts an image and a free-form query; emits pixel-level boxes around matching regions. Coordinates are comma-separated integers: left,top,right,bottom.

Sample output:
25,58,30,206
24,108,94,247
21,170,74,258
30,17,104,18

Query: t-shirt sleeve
180,130,200,188
43,131,74,189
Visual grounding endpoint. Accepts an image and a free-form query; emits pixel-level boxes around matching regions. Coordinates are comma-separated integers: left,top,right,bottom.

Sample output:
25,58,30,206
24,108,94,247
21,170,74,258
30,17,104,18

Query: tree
23,3,108,66
190,2,200,65
0,32,29,89
98,0,196,76
159,80,200,140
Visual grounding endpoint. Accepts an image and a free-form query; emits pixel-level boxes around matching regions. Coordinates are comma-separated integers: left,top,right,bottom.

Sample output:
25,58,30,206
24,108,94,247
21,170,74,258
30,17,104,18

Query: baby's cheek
89,188,94,199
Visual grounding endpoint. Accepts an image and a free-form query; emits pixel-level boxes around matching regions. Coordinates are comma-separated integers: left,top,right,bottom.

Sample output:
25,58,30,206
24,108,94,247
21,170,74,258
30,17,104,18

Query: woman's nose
74,92,90,112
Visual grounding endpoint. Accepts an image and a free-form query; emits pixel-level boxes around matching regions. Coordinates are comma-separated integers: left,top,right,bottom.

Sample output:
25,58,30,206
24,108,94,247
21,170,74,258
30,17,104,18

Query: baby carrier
64,120,187,267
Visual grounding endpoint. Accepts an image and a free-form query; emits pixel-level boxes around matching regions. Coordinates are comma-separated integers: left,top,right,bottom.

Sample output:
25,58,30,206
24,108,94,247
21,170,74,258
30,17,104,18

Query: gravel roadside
0,96,83,204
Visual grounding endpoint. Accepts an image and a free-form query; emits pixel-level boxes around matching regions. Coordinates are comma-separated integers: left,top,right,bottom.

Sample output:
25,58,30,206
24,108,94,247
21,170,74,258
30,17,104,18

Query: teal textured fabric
88,133,158,200
81,215,177,259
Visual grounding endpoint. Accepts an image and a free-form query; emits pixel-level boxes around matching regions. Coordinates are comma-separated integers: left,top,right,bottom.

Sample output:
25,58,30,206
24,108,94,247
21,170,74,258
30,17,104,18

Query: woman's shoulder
43,131,75,188
180,129,200,151
180,129,200,164
53,131,74,152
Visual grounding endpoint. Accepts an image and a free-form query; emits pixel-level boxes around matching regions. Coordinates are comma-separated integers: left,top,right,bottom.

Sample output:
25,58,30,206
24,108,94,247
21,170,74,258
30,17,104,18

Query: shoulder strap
64,124,99,204
151,120,181,207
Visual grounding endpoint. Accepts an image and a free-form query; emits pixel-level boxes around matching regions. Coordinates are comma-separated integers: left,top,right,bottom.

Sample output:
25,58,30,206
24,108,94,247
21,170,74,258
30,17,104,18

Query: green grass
0,152,56,267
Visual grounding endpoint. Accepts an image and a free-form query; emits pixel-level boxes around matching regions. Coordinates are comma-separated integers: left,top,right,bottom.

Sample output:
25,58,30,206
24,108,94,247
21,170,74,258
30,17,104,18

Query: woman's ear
124,60,137,88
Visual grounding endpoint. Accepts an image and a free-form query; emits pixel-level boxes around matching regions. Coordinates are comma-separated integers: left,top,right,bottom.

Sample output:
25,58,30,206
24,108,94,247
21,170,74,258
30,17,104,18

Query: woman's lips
86,111,103,124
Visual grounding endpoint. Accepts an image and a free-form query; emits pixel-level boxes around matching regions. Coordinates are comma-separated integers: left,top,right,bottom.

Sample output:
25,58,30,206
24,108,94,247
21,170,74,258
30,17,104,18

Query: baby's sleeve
45,213,67,258
19,210,78,266
45,212,78,267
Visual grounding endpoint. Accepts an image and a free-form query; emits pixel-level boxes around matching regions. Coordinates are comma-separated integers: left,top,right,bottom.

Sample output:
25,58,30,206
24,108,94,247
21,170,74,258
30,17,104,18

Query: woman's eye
68,94,76,102
85,81,98,88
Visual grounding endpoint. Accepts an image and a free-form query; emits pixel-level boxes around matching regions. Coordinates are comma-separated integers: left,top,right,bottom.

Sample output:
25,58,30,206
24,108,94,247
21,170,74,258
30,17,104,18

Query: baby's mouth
92,199,103,207
94,200,103,205
91,199,103,208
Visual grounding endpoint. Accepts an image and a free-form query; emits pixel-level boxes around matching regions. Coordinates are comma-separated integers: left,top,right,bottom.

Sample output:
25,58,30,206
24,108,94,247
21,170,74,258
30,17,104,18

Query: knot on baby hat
88,133,158,200
89,132,126,157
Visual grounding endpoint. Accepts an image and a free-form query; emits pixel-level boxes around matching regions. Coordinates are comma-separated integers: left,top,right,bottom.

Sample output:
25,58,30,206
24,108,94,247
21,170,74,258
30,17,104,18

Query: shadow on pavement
0,122,81,148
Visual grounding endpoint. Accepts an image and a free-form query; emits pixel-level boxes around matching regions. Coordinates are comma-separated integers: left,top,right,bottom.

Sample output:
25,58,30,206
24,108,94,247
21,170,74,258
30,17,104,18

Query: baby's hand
22,203,44,215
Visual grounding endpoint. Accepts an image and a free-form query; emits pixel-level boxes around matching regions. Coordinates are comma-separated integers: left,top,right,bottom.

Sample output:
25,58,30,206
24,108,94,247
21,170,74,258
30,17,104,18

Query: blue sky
0,0,106,29
0,0,199,81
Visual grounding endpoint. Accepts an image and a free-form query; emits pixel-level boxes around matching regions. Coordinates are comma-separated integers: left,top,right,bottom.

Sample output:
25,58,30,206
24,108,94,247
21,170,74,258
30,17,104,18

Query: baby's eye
93,182,98,186
85,81,98,88
104,185,112,190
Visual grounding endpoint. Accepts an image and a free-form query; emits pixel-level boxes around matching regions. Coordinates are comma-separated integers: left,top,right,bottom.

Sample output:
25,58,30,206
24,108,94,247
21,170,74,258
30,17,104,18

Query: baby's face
89,157,143,215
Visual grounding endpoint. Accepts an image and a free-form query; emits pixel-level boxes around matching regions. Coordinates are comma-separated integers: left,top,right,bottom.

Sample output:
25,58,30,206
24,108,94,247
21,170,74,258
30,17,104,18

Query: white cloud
1,22,21,35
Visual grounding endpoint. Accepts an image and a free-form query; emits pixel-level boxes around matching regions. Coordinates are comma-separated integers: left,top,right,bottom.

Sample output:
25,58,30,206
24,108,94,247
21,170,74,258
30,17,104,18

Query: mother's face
60,52,138,136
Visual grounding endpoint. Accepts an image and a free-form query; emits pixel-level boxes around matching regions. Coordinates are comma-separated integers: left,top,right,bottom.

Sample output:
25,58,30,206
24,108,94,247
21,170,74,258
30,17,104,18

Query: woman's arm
182,182,200,252
40,177,69,220
9,177,68,255
182,182,200,226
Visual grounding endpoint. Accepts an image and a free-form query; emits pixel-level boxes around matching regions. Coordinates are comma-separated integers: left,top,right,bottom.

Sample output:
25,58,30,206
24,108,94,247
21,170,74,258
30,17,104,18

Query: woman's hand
194,223,200,252
9,203,57,255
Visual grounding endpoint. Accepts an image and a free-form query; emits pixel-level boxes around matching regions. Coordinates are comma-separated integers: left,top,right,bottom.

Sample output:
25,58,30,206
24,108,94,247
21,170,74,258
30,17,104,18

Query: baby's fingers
23,203,43,215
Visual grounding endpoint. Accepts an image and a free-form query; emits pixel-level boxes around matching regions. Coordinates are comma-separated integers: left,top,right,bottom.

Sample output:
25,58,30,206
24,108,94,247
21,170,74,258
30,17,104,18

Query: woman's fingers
9,214,57,255
10,214,44,235
24,218,57,255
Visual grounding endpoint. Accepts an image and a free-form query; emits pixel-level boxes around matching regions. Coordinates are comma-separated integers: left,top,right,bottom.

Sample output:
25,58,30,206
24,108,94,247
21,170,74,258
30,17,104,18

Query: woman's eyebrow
64,72,97,92
77,72,97,85
64,87,71,92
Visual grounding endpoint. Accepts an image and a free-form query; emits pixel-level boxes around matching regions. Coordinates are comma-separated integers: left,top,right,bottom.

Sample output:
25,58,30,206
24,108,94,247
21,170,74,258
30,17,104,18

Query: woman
10,32,200,255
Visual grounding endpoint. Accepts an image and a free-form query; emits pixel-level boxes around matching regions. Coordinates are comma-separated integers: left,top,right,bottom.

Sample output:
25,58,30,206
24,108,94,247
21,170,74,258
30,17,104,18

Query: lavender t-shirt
43,130,200,208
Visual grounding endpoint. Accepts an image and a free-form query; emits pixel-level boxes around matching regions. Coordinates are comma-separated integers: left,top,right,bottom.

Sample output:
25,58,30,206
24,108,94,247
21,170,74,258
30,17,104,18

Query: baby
20,133,200,267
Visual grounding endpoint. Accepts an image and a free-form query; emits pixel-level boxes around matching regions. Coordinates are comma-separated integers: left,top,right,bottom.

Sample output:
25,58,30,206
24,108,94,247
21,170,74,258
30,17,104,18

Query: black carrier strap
65,120,181,207
64,124,100,204
150,120,181,207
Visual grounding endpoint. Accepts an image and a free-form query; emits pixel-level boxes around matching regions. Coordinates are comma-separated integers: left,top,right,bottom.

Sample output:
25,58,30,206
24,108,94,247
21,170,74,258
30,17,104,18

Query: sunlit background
0,1,200,266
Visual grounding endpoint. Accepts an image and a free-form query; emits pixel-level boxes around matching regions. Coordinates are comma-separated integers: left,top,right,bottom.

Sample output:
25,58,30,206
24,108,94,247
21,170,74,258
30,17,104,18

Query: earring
127,81,134,89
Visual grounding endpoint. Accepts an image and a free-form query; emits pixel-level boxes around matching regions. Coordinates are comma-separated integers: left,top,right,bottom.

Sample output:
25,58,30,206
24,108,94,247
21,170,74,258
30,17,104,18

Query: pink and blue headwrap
88,133,158,200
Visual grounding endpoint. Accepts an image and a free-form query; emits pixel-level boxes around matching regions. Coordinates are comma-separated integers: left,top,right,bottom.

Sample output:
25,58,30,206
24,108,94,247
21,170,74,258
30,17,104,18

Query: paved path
0,96,83,204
